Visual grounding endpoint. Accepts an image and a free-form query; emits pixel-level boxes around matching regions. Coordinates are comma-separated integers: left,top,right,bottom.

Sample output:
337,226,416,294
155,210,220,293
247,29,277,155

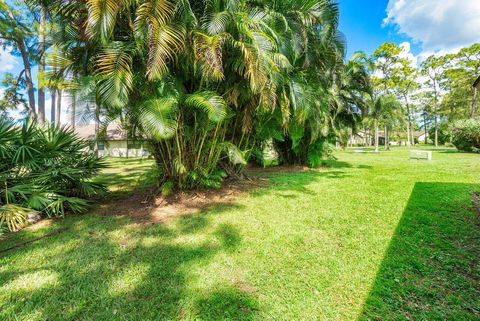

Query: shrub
0,118,106,232
451,118,480,152
428,122,452,145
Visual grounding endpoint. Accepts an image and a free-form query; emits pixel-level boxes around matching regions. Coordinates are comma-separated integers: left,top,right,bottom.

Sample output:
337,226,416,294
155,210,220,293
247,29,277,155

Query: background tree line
361,42,480,151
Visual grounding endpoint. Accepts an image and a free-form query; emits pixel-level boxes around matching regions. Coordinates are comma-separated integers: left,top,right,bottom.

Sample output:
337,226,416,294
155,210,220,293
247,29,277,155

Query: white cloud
384,0,480,55
0,47,19,72
398,42,417,66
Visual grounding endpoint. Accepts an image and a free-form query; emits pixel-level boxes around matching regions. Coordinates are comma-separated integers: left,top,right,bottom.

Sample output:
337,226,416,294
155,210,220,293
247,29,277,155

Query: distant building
415,131,429,144
347,130,429,146
75,123,149,157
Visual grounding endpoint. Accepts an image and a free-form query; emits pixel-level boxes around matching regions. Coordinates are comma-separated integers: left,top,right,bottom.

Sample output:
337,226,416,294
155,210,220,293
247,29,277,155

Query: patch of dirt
472,192,480,215
98,175,269,225
246,164,311,173
234,280,258,294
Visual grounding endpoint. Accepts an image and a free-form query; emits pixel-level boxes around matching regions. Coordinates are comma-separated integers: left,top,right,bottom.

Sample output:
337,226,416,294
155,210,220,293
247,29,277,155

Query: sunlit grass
94,157,155,194
0,148,479,320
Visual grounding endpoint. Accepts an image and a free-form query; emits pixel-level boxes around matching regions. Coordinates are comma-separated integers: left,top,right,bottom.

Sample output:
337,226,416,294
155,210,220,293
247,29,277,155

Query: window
97,142,105,151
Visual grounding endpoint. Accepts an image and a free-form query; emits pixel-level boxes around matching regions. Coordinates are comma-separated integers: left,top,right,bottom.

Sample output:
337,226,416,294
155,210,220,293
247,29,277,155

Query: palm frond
146,23,185,80
96,43,134,108
139,97,178,139
185,91,227,122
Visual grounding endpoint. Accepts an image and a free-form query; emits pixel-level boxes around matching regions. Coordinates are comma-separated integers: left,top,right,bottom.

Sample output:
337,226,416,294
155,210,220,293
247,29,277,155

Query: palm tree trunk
56,89,62,125
374,120,379,153
50,88,56,123
70,92,76,129
37,5,47,125
126,128,129,158
94,103,100,157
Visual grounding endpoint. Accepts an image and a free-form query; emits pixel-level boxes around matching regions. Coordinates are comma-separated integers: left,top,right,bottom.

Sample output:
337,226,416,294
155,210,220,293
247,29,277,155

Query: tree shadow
0,159,370,320
359,182,480,320
0,209,257,320
194,287,259,320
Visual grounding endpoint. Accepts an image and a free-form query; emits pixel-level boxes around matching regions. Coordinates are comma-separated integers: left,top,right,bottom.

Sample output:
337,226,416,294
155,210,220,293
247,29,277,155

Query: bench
410,150,432,160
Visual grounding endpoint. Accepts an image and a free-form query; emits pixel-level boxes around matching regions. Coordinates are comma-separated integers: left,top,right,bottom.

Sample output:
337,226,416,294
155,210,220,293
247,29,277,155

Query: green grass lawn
1,148,479,320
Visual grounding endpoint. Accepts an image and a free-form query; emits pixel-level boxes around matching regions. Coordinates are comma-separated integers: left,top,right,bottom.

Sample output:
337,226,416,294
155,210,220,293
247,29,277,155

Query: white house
75,123,150,157
416,131,429,144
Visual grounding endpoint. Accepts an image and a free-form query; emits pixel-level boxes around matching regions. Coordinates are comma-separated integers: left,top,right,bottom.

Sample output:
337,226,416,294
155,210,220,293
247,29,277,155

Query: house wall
98,140,150,157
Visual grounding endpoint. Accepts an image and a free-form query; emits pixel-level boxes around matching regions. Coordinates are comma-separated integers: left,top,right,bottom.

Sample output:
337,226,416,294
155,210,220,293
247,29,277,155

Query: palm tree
44,0,371,188
369,94,402,152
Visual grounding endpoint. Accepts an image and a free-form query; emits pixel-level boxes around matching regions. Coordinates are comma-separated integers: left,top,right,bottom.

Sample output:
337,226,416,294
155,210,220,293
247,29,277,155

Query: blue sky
339,0,420,58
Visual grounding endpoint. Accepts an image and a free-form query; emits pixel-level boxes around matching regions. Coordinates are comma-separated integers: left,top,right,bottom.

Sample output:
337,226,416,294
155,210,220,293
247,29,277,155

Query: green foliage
428,122,452,145
38,0,373,186
160,181,174,197
451,118,480,152
0,118,106,232
0,204,32,232
440,43,480,120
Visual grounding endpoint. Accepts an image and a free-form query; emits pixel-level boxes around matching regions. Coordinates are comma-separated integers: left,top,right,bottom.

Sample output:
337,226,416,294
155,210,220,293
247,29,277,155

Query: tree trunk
363,126,368,146
94,120,99,157
433,80,439,147
384,125,389,151
50,88,56,123
5,8,36,118
94,103,100,157
37,5,47,125
423,113,428,144
472,87,477,118
403,94,413,146
374,120,379,153
56,89,62,125
17,40,36,118
70,92,76,129
405,116,411,146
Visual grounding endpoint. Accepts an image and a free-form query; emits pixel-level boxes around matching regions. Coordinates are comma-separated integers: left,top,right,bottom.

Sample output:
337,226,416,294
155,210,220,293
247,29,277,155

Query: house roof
75,123,126,141
415,131,428,138
474,75,480,88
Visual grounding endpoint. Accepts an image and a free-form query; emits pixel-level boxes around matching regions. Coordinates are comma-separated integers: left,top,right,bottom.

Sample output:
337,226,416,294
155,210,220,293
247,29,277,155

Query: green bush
428,122,452,145
0,118,106,232
451,118,480,152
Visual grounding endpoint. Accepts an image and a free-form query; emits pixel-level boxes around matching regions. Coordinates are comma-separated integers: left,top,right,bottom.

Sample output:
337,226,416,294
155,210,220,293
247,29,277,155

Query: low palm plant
0,118,106,232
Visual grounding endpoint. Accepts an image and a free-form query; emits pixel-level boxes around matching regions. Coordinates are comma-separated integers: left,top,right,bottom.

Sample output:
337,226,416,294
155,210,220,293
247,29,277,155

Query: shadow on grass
0,159,370,320
0,205,257,320
359,182,480,320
